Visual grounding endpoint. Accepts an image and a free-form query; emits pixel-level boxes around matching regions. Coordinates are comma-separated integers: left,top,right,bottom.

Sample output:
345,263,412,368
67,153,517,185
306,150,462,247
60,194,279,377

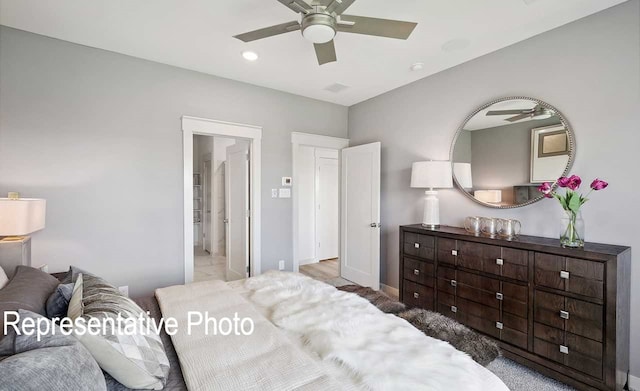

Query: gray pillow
0,266,59,342
60,265,94,284
45,283,74,319
0,309,107,391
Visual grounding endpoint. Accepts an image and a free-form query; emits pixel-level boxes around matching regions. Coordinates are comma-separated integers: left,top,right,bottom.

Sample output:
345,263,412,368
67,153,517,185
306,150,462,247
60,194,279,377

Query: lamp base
422,190,441,227
421,223,440,229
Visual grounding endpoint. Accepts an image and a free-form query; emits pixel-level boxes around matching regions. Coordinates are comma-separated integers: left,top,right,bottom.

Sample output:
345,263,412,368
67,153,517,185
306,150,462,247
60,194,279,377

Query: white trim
381,284,399,299
182,116,262,284
629,374,639,391
291,132,349,273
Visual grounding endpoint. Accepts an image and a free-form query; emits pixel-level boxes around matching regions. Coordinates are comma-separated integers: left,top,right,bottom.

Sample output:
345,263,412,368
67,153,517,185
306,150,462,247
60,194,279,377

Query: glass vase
560,210,585,248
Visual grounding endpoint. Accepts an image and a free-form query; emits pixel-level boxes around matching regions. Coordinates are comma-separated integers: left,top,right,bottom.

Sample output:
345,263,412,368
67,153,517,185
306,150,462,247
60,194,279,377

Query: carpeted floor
487,357,575,390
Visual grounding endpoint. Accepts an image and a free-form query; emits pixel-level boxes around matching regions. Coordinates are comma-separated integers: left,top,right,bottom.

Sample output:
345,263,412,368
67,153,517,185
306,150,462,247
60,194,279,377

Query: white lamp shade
453,163,473,189
0,198,46,236
410,161,453,189
474,190,502,203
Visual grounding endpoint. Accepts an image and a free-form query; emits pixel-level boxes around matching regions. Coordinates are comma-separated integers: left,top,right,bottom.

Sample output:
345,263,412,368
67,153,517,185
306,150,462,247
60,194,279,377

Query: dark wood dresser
399,224,631,391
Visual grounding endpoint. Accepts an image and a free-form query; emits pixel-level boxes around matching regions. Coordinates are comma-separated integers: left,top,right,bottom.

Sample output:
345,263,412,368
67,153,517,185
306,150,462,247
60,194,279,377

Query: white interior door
315,153,339,261
225,142,250,281
340,142,381,289
203,159,213,253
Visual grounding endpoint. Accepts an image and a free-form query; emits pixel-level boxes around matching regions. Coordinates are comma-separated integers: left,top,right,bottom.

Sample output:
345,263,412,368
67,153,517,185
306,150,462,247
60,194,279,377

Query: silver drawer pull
414,243,420,249
559,345,569,354
413,269,420,276
413,292,419,299
451,306,457,313
560,271,570,279
451,250,458,256
560,310,570,320
496,322,503,330
496,258,504,266
451,280,457,287
496,292,503,300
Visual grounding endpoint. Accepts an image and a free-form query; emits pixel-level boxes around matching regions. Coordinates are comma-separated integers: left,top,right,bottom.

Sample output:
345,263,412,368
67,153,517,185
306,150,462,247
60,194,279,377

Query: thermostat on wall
282,177,292,186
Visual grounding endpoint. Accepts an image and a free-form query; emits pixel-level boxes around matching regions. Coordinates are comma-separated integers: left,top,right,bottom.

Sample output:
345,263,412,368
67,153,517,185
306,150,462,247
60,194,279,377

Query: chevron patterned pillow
68,273,170,390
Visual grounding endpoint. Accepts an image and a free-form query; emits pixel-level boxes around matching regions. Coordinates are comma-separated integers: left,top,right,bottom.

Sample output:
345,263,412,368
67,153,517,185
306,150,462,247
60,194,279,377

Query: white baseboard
629,374,639,391
381,284,399,299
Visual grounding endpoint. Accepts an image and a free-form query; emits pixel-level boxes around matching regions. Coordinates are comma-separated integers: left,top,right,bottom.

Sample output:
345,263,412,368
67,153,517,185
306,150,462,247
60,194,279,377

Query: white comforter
157,271,509,391
244,271,509,391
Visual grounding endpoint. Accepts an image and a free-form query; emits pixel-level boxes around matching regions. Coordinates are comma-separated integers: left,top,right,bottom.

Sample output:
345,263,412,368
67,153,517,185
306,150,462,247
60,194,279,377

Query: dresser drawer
534,290,603,342
534,253,604,300
501,247,529,282
457,241,501,275
456,297,501,339
533,327,603,380
403,257,434,287
437,238,457,265
403,233,435,260
403,280,434,310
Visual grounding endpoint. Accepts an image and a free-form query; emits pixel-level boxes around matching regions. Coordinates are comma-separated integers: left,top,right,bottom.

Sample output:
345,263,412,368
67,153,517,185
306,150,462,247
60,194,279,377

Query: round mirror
450,97,575,208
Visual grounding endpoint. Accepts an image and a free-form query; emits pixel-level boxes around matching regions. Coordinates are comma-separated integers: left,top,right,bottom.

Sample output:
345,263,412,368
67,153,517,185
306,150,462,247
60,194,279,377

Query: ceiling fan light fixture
302,13,337,44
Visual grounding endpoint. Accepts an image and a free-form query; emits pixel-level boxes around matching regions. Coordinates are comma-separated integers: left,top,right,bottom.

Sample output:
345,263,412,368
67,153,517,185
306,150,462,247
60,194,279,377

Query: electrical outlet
271,189,278,198
118,286,129,297
278,260,285,270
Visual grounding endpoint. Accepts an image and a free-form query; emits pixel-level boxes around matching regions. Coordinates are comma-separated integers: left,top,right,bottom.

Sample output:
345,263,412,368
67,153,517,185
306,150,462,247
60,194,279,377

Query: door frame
202,154,213,253
183,116,262,284
291,132,349,273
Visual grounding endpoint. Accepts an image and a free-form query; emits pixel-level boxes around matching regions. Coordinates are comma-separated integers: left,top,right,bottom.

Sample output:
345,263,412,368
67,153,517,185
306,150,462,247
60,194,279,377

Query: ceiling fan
486,104,553,122
233,0,418,65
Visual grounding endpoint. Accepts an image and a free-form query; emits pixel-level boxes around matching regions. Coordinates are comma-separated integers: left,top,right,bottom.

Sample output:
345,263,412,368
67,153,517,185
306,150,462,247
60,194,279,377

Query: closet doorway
292,133,348,284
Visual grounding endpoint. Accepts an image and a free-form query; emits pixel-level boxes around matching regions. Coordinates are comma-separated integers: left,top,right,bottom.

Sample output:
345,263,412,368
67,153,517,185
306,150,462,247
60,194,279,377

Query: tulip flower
566,175,582,191
557,177,571,188
590,178,608,191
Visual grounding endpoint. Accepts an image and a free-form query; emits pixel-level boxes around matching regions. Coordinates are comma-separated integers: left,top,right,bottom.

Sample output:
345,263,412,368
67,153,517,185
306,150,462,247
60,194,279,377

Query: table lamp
0,195,46,278
410,161,453,228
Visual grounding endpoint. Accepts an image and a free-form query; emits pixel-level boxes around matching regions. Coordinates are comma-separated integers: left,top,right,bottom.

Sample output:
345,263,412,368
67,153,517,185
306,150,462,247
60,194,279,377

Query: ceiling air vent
324,83,350,93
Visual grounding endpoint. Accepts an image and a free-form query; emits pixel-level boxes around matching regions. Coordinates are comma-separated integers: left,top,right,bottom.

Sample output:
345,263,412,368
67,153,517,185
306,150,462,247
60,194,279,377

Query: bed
0,263,509,391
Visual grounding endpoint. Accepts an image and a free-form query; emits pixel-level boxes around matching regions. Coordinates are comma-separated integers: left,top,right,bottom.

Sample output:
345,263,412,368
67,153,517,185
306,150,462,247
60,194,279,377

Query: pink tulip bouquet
538,175,608,247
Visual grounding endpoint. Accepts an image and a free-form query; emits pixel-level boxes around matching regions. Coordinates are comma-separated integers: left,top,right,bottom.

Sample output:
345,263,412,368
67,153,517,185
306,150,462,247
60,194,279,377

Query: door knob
370,223,380,228
223,219,229,223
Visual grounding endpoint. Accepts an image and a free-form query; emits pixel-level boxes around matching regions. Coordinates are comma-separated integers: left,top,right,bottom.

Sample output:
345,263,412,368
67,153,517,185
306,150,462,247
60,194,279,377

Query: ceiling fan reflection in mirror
486,104,553,122
233,0,418,65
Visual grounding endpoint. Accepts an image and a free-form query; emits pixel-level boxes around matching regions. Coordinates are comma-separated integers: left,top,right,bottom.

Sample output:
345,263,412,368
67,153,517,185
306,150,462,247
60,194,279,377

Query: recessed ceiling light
441,39,471,53
410,63,425,71
241,51,259,61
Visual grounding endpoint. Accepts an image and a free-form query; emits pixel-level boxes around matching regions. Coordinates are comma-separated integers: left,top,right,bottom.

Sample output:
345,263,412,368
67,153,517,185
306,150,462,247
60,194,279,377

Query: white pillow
0,267,8,290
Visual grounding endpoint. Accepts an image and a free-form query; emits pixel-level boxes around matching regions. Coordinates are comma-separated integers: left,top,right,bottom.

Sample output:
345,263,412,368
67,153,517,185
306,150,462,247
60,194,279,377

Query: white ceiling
0,0,627,106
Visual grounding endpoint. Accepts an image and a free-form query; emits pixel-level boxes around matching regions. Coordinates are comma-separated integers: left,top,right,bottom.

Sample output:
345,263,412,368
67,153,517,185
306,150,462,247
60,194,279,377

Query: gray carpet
488,357,575,391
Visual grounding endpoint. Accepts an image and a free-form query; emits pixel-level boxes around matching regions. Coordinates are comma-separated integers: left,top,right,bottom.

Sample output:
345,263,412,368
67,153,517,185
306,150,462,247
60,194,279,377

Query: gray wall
348,0,640,376
0,26,348,297
467,117,561,204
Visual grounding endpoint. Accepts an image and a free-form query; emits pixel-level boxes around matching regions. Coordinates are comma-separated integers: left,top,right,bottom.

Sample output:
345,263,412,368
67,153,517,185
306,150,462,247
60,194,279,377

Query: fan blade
314,40,337,65
326,0,356,15
234,21,301,42
486,109,530,116
337,15,417,40
277,0,312,14
506,113,532,122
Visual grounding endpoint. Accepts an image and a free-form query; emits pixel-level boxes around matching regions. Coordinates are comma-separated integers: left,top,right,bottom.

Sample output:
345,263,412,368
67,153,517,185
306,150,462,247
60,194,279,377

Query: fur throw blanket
337,285,500,366
245,272,508,391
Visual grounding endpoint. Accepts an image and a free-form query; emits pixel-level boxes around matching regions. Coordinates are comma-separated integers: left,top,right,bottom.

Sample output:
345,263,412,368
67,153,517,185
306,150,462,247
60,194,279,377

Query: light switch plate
279,188,291,198
271,189,278,198
278,260,285,270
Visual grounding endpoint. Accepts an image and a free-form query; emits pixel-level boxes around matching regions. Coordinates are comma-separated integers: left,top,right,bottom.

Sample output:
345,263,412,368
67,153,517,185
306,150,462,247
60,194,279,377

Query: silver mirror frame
450,96,576,209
